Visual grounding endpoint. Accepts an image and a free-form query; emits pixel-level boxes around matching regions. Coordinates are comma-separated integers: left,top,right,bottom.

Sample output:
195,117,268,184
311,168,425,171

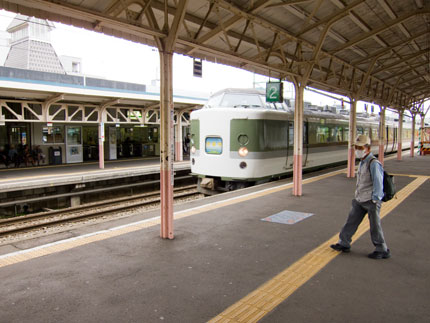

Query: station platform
0,155,428,322
0,157,190,192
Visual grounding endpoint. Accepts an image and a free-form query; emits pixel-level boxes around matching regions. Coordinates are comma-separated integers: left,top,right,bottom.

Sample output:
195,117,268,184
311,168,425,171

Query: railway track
0,185,201,238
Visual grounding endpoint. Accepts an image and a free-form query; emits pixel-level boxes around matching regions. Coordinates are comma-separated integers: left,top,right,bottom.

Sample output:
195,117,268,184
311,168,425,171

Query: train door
385,126,389,153
65,126,83,163
286,121,294,168
303,121,308,167
392,127,397,152
285,121,307,168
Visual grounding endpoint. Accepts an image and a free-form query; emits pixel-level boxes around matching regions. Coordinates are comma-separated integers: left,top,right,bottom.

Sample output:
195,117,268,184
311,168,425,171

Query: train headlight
238,147,248,157
191,146,196,154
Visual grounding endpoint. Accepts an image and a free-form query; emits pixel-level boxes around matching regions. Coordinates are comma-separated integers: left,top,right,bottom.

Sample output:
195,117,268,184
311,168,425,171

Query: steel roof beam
415,0,424,9
381,61,429,82
400,82,429,93
189,0,272,53
331,0,388,49
352,30,429,66
297,0,365,37
1,0,426,106
372,49,429,75
182,0,413,104
377,0,422,59
164,0,188,52
286,3,367,57
266,0,313,8
330,8,430,54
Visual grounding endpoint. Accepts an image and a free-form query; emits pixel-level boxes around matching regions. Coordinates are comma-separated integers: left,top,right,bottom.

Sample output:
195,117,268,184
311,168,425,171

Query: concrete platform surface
0,155,429,323
0,158,190,192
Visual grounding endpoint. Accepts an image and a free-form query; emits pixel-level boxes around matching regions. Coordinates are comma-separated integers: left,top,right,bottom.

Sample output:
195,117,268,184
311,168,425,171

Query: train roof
206,88,409,127
210,88,265,97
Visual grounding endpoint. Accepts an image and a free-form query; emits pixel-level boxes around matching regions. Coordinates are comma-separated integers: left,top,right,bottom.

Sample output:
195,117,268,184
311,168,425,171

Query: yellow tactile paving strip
0,169,345,269
209,175,428,323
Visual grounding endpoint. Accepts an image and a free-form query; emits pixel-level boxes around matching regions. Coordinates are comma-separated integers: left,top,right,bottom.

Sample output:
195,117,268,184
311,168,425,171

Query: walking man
331,134,390,259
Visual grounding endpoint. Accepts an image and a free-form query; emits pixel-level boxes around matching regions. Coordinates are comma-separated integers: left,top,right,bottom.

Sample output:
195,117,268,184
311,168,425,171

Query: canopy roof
1,0,429,113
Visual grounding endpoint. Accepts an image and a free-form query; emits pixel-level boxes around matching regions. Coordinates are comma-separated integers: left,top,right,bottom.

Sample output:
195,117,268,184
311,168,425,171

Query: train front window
219,94,263,109
206,93,223,108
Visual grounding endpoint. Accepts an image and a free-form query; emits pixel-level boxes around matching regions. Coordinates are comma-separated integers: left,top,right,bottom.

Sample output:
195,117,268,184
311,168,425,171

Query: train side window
372,127,378,140
357,127,364,135
330,126,343,142
364,128,370,137
330,126,339,142
317,126,329,143
274,102,286,110
343,127,349,142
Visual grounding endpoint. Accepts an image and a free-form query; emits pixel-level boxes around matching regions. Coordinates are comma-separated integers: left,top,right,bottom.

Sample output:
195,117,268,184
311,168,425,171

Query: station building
0,15,205,167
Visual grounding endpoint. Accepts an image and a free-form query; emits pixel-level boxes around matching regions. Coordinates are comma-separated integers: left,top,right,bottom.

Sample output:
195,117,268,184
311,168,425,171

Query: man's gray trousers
338,199,388,252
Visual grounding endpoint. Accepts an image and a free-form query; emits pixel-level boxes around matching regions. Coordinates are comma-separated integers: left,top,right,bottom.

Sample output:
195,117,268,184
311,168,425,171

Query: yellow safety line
389,174,429,178
209,176,428,323
0,169,344,268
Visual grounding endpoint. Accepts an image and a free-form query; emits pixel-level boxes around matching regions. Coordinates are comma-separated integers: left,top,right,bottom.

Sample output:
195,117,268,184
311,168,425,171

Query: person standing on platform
331,134,390,259
184,133,191,155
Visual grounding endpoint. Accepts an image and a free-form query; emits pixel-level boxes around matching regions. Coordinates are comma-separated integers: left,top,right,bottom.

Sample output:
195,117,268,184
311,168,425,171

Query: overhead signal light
193,58,202,77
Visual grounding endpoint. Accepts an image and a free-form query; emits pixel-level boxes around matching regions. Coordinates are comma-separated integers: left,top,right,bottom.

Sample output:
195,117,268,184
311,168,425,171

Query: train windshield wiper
234,105,250,108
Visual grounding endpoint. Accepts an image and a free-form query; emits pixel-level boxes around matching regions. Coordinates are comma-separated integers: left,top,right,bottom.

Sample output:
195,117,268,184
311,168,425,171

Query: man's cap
354,134,371,146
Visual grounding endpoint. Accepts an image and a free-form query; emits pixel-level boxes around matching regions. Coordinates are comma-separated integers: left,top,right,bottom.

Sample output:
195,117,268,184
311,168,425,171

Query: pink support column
159,50,174,239
292,82,304,196
397,110,403,160
157,0,188,239
410,113,416,157
347,98,357,178
98,121,105,169
378,106,385,166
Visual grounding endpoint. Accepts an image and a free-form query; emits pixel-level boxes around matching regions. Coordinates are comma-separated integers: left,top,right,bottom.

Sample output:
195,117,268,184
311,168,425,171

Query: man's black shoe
368,249,391,259
330,243,350,253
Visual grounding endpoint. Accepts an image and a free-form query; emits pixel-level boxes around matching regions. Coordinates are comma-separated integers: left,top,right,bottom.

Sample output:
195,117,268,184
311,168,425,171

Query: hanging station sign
266,82,283,103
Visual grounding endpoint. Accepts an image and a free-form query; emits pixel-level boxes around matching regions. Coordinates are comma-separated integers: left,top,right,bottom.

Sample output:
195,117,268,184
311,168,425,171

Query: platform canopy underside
0,0,429,112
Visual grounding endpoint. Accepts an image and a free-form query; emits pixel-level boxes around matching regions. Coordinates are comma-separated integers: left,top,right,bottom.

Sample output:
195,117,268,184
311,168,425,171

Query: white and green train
190,88,414,195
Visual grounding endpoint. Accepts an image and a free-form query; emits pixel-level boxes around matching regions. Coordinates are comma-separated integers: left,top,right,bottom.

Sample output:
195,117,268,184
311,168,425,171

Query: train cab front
189,108,252,194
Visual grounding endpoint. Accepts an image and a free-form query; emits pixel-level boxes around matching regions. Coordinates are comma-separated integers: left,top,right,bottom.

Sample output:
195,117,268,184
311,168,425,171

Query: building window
72,62,80,73
42,125,64,144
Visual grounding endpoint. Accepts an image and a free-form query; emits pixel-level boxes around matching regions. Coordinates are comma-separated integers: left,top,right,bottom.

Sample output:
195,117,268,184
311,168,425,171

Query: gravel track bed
0,188,204,245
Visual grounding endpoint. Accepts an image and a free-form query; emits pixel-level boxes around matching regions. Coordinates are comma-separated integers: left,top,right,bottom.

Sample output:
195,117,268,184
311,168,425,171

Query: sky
0,9,428,118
